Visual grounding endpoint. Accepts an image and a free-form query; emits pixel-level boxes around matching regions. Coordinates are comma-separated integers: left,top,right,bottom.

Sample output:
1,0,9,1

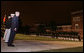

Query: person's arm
14,17,19,31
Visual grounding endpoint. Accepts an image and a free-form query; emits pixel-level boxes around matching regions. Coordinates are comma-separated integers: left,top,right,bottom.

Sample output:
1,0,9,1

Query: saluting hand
14,28,17,31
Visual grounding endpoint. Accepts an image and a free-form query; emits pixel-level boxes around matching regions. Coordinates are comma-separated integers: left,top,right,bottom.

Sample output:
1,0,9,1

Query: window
75,24,79,30
73,17,80,21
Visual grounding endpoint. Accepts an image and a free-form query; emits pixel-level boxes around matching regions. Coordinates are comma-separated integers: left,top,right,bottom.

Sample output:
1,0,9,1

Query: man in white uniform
3,14,14,43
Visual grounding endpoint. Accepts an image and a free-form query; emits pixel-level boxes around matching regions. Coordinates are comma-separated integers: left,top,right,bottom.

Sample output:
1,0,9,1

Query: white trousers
3,28,11,42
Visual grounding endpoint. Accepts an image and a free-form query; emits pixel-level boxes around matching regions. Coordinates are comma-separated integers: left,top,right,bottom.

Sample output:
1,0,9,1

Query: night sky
1,1,83,26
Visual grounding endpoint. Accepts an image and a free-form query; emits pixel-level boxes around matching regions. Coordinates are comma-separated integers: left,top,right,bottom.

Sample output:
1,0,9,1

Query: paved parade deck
1,40,83,52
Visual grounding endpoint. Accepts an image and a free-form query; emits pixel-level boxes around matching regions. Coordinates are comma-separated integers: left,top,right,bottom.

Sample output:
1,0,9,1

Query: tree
36,24,45,36
49,21,57,31
22,25,31,35
17,18,23,33
49,21,57,38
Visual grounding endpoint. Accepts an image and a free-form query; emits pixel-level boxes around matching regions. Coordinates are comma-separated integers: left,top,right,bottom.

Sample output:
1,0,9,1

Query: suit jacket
11,15,19,29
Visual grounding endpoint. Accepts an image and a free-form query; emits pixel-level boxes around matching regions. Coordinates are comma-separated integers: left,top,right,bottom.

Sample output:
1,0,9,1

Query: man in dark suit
8,12,20,47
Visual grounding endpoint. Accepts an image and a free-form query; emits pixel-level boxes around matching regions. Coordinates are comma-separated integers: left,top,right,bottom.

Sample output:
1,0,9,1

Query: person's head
10,14,15,18
15,11,20,17
8,16,11,19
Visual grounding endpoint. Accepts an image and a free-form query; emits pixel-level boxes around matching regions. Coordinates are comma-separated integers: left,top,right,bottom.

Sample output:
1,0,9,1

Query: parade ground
1,1,83,52
1,34,83,52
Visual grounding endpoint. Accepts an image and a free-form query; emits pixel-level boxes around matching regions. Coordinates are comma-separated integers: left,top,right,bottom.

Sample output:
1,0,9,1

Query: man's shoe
8,45,15,47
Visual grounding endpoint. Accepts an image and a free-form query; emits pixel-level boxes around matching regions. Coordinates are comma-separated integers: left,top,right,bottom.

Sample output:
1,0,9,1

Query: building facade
57,25,72,32
56,10,83,39
71,10,83,39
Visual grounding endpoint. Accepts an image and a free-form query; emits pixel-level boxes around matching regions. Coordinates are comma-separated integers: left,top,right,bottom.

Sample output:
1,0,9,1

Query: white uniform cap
10,14,15,17
11,14,15,16
10,14,15,16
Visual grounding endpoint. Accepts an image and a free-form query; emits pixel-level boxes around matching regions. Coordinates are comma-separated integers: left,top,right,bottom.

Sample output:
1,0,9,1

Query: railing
36,31,81,41
52,31,81,41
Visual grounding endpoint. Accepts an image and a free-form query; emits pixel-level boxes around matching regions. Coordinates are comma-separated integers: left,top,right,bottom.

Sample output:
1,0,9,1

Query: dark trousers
8,28,16,45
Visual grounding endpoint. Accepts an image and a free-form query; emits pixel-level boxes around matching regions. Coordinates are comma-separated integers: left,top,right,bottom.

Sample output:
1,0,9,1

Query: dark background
1,1,83,26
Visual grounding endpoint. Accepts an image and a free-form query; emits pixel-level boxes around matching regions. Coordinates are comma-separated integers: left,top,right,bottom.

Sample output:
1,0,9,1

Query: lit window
75,24,79,29
73,17,80,21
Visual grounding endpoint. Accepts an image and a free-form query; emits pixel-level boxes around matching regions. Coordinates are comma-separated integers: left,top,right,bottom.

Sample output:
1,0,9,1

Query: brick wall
71,11,83,39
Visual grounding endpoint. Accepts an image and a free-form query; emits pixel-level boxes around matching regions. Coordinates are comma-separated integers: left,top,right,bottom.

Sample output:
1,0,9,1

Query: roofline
71,10,83,15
